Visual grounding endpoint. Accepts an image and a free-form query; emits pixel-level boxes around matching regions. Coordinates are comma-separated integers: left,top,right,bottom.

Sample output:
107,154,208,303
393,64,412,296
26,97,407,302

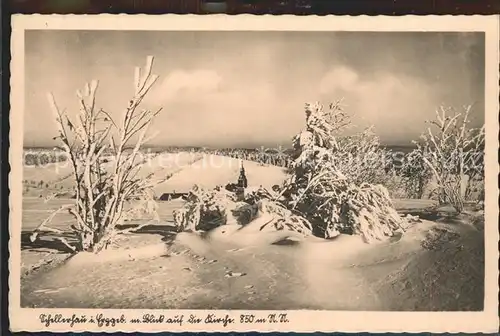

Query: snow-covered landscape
18,29,487,312
20,146,485,310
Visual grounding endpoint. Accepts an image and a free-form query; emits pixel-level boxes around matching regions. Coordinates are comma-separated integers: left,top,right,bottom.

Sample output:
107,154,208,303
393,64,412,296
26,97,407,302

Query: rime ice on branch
174,101,406,244
281,101,406,242
414,105,485,213
32,56,164,253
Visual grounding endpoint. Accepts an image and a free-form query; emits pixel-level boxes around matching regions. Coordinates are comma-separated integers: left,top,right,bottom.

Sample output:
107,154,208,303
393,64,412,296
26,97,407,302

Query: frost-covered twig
34,56,163,253
412,105,484,212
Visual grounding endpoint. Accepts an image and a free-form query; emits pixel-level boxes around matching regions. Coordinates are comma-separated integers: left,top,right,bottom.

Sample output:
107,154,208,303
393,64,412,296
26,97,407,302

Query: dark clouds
24,30,484,148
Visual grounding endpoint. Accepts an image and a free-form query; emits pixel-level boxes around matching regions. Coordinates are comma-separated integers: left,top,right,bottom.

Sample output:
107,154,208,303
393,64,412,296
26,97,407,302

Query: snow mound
155,155,288,196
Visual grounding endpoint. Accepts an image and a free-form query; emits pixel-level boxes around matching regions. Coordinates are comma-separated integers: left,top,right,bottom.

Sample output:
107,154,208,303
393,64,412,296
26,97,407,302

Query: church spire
237,159,248,188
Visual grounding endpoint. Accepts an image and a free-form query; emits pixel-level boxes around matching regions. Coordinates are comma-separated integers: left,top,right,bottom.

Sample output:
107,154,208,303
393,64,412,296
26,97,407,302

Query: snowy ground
154,154,287,195
20,197,484,311
22,152,287,198
19,152,484,310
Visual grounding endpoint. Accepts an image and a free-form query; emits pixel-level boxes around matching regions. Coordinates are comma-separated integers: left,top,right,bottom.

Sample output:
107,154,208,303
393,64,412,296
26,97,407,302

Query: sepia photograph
9,15,499,333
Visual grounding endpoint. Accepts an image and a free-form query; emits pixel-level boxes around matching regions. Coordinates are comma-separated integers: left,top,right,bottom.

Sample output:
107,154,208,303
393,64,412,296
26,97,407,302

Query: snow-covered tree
281,102,406,242
412,105,485,212
31,56,164,253
174,101,406,244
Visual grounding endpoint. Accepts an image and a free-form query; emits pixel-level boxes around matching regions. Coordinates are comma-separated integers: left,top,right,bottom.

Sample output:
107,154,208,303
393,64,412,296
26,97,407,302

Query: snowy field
22,152,288,197
21,204,484,311
19,151,484,311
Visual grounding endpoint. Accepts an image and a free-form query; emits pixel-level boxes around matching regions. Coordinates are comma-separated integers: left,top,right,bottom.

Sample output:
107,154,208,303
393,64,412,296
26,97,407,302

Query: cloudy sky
24,30,484,148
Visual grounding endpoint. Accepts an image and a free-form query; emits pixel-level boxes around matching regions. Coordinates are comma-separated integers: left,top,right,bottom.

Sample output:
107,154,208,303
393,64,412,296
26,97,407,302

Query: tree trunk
78,231,95,251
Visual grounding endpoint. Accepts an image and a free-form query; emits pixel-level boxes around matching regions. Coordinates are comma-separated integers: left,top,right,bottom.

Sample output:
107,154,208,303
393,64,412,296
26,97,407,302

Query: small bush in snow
175,101,406,244
31,56,165,253
412,105,484,213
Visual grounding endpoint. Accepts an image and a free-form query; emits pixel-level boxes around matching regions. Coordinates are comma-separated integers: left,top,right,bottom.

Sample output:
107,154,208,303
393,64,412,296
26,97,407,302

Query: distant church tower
237,160,248,188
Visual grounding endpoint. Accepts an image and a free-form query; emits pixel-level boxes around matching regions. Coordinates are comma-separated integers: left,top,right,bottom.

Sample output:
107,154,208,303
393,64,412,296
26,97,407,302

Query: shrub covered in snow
398,148,435,199
175,101,406,244
173,185,313,236
279,102,406,242
409,106,485,212
31,56,165,253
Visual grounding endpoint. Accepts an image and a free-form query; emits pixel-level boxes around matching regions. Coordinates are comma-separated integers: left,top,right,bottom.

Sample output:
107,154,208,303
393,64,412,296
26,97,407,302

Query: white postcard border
9,14,500,333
